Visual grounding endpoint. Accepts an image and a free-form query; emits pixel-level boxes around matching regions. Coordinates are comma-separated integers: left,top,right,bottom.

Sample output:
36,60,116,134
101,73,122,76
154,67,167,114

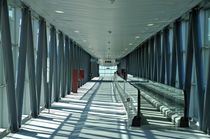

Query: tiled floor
5,77,210,139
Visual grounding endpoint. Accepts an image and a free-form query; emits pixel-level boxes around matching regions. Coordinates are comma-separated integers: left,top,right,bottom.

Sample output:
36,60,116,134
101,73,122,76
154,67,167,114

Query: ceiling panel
22,0,202,60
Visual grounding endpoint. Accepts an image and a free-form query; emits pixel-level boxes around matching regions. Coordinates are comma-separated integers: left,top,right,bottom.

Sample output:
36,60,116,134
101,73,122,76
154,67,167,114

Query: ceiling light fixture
55,10,64,14
129,43,133,46
74,30,79,33
135,36,140,39
147,24,154,27
83,40,87,42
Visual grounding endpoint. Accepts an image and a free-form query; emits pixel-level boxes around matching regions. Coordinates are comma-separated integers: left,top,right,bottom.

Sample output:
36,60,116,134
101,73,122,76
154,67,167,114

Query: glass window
99,66,117,77
205,10,210,44
208,17,210,41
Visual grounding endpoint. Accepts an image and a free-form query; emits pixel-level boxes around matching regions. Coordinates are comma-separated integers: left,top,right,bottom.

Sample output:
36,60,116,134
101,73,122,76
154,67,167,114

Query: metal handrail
113,75,137,116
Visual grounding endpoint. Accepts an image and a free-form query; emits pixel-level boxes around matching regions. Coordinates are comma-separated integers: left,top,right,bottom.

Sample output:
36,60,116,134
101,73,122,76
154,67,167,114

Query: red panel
79,70,84,80
72,69,78,93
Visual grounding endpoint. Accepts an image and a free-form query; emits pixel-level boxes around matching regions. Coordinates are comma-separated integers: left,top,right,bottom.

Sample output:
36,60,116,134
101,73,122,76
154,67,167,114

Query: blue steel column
131,53,133,75
27,10,38,118
138,47,141,77
42,20,49,109
146,42,149,79
72,42,76,70
0,0,18,132
150,38,154,81
176,21,184,89
53,30,58,101
16,7,28,127
68,38,72,91
164,28,170,85
62,36,69,97
78,47,81,86
67,39,71,94
202,39,210,132
139,47,141,77
36,18,45,113
55,32,63,101
192,9,205,129
171,21,184,89
68,39,74,94
135,50,137,76
144,43,148,78
143,45,146,79
60,33,65,98
141,46,144,78
65,37,70,94
182,9,205,128
161,31,166,84
183,12,194,127
171,23,177,87
156,33,161,82
48,26,56,108
137,49,139,77
153,35,158,82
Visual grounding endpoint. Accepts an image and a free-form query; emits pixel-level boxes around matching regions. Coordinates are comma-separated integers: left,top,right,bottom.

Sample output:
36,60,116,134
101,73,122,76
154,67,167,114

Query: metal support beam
0,0,18,132
48,26,56,108
182,9,204,128
192,9,205,129
55,32,63,101
150,38,154,81
202,38,210,132
171,23,177,87
161,31,166,84
42,20,49,109
53,29,58,102
62,36,69,97
36,18,45,113
176,22,184,89
165,29,171,85
60,32,65,98
16,7,28,127
156,33,161,82
27,10,38,118
182,11,194,127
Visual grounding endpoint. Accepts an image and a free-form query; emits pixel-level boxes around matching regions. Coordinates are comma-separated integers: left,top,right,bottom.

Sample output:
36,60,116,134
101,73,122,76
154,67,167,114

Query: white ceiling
22,0,202,60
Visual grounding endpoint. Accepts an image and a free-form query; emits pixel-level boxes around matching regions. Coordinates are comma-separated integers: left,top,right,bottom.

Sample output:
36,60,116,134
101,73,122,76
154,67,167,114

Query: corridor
5,77,209,139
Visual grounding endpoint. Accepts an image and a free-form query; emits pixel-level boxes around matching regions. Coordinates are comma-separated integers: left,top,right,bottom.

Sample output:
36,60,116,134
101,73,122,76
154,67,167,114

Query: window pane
208,18,210,41
99,66,117,77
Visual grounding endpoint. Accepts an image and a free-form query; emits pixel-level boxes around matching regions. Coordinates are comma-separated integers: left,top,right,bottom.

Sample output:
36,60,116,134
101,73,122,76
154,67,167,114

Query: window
205,9,210,45
99,66,117,77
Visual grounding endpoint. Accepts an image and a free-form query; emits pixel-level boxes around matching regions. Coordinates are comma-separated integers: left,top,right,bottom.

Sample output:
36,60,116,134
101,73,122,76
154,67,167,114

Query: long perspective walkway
5,77,210,139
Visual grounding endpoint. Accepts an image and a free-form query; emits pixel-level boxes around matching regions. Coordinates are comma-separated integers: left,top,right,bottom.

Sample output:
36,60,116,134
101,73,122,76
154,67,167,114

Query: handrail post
132,88,141,127
137,89,140,118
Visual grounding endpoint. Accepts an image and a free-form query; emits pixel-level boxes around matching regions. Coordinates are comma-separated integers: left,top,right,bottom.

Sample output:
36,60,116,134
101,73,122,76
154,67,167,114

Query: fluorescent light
74,30,79,33
147,23,154,27
55,10,64,14
83,40,87,42
135,36,140,39
129,43,133,46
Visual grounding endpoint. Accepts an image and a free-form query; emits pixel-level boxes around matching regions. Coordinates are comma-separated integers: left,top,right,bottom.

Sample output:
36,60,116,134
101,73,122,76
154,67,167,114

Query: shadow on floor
5,77,210,139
